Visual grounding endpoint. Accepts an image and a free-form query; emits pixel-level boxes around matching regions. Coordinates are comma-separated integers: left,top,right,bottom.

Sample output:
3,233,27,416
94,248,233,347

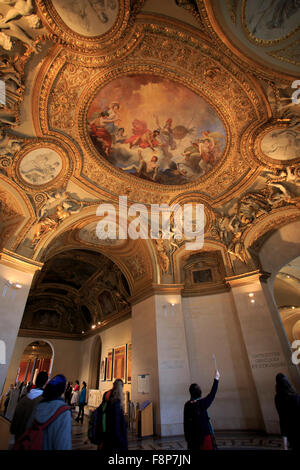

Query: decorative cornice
225,270,271,287
129,283,184,305
182,281,229,297
0,249,43,274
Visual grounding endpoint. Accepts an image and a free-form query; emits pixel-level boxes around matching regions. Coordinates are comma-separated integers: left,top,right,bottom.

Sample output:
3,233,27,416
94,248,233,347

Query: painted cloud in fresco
87,74,226,186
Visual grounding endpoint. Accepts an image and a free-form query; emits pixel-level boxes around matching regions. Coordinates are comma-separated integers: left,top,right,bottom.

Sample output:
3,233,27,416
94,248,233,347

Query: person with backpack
275,373,300,451
75,381,87,423
184,369,220,450
10,371,48,441
16,374,72,450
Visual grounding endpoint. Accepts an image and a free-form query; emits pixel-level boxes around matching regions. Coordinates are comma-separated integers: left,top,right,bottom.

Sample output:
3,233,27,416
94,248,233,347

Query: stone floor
71,412,284,451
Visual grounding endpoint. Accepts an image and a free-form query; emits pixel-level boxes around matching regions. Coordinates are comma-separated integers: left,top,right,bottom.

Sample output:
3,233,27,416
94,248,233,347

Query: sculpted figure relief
0,0,41,53
214,166,300,264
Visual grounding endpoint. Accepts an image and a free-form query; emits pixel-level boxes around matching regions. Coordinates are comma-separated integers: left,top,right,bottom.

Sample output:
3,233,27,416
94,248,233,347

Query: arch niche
16,340,54,385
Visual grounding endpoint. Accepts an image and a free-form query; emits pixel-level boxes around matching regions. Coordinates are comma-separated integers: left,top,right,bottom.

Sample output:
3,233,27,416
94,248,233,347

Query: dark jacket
10,391,43,440
275,391,300,450
184,379,219,447
102,397,128,452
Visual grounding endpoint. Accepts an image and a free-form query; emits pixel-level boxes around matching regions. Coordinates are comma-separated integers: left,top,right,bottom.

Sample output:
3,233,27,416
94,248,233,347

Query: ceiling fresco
0,0,300,339
20,248,132,336
51,0,119,37
87,74,226,185
243,0,300,43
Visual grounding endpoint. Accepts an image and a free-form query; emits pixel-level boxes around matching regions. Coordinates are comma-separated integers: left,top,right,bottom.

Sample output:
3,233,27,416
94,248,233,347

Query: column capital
225,270,271,288
129,283,184,305
0,249,43,274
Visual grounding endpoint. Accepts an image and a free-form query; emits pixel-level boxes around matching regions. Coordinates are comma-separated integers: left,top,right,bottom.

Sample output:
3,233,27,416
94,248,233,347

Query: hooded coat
33,397,72,450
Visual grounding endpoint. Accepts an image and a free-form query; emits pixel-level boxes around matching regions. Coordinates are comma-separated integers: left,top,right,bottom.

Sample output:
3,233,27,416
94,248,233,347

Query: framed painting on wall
100,358,107,382
126,343,132,384
106,349,114,381
113,345,126,382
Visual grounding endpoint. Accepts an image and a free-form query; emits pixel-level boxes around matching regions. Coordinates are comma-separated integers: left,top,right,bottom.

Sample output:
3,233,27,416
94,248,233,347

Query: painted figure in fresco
88,102,121,155
101,102,121,136
154,116,177,160
89,111,113,155
124,119,161,151
122,149,159,181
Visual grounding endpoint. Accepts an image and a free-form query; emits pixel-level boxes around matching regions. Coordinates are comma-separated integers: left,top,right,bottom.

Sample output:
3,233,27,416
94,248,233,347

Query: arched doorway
16,341,53,385
258,220,300,382
273,255,300,348
88,336,101,390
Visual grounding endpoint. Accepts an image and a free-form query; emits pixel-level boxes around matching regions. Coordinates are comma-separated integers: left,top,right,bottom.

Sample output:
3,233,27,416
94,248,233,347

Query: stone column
0,249,43,395
227,270,296,433
131,285,191,436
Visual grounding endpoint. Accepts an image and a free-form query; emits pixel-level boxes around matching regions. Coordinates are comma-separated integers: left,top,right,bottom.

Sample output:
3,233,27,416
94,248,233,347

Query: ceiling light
248,293,254,298
250,299,255,304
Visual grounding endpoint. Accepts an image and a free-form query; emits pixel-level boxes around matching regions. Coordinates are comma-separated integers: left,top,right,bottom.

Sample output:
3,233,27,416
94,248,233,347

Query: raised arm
199,370,220,411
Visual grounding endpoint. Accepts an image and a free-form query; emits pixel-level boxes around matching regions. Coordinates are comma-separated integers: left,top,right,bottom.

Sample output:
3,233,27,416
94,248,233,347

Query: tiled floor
71,412,284,451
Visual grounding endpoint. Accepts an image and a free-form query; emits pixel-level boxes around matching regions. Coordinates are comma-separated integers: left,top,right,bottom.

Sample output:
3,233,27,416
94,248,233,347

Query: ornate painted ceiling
0,0,299,338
